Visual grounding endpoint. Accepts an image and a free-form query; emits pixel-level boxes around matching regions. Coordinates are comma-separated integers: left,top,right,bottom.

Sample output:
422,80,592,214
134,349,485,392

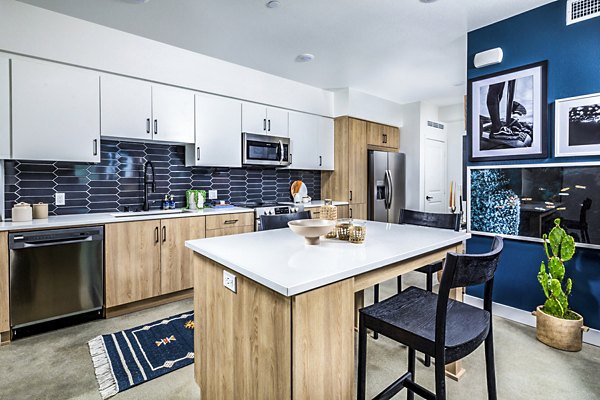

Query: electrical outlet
208,190,218,200
223,270,236,293
55,193,65,206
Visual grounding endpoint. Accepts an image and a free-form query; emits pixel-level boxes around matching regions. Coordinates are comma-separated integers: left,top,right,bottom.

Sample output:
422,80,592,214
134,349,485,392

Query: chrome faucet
143,160,156,211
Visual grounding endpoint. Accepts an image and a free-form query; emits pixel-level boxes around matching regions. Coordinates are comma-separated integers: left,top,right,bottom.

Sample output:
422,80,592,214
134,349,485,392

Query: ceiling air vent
567,0,600,25
427,121,445,130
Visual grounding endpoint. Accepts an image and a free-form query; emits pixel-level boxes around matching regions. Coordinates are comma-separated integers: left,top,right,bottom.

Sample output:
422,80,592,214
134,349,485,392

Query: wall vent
567,0,600,25
427,120,445,130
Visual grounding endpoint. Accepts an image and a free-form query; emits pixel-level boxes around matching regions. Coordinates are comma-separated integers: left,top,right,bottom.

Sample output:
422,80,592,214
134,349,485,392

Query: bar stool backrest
259,211,312,231
399,209,461,232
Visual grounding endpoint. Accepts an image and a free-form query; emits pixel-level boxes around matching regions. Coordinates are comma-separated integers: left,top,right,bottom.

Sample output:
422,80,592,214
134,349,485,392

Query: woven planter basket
533,306,589,352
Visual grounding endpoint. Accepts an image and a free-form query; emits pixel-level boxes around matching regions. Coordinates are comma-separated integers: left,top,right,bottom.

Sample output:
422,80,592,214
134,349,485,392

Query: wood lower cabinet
160,217,206,294
348,203,367,220
206,212,254,238
105,220,161,308
0,231,9,344
105,216,206,308
309,205,349,219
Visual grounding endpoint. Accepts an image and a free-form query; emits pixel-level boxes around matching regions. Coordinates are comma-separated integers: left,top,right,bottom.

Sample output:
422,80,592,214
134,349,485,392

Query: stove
232,201,303,230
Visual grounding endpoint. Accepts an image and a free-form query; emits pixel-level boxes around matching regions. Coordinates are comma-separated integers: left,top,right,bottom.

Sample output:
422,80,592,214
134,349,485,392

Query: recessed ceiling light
295,53,315,63
266,0,281,8
123,0,150,4
419,0,438,3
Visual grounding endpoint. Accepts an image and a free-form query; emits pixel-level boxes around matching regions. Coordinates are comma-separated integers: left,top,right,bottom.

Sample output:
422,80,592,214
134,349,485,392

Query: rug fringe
88,336,119,400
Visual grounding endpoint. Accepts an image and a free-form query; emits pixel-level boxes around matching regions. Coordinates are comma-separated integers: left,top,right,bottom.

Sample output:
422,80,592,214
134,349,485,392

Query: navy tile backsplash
4,140,321,218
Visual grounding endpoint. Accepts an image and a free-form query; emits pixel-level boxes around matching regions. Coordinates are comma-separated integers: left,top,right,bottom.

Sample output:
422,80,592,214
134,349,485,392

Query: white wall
399,102,421,210
439,102,465,209
0,0,333,116
333,88,403,127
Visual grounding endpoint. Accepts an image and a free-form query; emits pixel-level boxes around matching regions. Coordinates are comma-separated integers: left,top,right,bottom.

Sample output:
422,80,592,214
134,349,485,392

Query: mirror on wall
469,164,599,246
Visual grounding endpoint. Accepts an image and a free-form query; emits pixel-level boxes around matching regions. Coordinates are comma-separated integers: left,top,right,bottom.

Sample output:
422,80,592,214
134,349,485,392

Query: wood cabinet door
206,225,254,238
385,125,400,149
189,93,242,168
348,118,367,204
160,217,206,294
336,205,350,219
105,220,161,308
152,84,195,144
348,203,367,220
366,122,384,147
100,74,152,141
0,232,8,336
11,59,101,163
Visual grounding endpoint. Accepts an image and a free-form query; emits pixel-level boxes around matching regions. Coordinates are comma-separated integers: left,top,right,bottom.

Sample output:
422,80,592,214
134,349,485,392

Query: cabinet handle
268,119,271,132
162,226,167,242
382,133,387,144
349,207,353,218
319,155,322,167
349,190,353,201
146,118,150,134
196,147,200,161
154,119,158,135
154,226,159,243
93,139,98,156
289,153,293,164
224,219,238,225
263,118,267,131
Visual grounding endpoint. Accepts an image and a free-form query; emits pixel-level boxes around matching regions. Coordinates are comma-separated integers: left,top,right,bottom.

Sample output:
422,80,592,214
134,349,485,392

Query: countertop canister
33,202,49,219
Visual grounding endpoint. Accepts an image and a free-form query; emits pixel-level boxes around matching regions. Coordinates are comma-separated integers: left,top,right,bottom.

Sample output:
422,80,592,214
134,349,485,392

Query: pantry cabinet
100,75,194,144
287,112,334,171
11,58,101,163
186,93,242,168
242,102,289,137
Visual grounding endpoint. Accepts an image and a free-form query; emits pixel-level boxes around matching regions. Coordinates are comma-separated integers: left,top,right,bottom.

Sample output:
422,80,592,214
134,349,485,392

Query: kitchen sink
110,209,191,218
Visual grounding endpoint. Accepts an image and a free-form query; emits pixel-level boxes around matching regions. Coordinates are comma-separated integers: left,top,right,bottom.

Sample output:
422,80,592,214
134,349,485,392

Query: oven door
243,132,290,167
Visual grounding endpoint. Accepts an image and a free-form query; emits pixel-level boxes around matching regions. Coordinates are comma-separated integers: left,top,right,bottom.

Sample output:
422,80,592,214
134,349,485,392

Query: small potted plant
534,218,589,351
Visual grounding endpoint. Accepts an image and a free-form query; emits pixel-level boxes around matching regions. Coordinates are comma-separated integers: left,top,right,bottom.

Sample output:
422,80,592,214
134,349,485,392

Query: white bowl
288,219,336,245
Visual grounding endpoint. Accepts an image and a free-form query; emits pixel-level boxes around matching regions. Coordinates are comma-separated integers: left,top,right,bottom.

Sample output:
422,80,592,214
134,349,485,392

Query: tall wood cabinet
321,117,399,220
105,216,205,308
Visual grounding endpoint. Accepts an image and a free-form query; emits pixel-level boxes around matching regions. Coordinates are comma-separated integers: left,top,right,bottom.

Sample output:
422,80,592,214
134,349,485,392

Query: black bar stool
358,236,503,400
373,209,461,368
259,211,311,231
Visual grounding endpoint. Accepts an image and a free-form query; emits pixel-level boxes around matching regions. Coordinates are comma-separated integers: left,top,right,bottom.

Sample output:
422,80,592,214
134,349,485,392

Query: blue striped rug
88,311,194,399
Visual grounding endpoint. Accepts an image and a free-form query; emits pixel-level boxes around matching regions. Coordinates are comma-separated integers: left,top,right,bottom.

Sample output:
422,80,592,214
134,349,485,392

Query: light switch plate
223,270,236,293
208,190,218,200
55,193,65,206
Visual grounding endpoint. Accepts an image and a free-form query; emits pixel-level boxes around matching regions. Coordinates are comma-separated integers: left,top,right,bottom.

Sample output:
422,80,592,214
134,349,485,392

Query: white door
318,117,335,171
151,84,195,144
100,75,152,140
241,102,267,135
0,56,9,159
288,112,319,169
423,138,447,213
266,106,288,137
187,93,242,168
11,59,100,163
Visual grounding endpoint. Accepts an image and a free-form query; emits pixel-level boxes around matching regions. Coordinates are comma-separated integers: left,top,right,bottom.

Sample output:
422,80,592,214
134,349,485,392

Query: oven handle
11,236,96,249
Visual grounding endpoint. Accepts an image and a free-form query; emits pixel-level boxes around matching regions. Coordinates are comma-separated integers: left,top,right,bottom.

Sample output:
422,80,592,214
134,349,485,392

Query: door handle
93,139,98,156
146,118,150,134
154,226,159,243
154,119,158,135
197,147,200,161
162,226,166,242
426,195,433,201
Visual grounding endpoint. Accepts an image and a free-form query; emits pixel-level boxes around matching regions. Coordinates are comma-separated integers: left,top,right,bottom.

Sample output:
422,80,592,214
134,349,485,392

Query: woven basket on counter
320,199,338,238
336,219,353,241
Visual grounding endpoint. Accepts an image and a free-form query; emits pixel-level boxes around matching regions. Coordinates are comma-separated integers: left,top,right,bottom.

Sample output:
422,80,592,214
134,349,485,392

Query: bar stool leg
407,347,416,400
423,271,433,367
434,357,447,400
373,285,379,339
357,317,368,400
485,327,497,400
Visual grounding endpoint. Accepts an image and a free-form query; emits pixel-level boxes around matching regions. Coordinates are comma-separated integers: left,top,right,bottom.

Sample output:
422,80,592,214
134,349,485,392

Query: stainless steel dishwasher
9,226,104,337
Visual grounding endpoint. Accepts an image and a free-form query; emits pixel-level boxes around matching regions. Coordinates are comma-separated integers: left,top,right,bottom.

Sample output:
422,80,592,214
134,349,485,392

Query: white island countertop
186,221,470,296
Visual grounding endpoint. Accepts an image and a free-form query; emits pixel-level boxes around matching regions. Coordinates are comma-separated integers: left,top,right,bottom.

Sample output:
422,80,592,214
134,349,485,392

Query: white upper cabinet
0,56,10,159
151,84,195,144
288,113,334,171
11,59,100,163
242,102,288,137
186,93,242,168
319,117,335,171
100,77,194,144
100,75,152,140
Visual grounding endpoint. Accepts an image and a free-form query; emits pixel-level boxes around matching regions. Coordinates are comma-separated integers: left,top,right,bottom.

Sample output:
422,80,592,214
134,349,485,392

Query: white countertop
186,221,470,296
279,200,349,209
0,207,253,231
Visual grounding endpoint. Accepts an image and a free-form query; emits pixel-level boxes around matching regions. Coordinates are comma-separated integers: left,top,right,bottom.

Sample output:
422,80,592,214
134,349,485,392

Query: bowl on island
288,219,336,245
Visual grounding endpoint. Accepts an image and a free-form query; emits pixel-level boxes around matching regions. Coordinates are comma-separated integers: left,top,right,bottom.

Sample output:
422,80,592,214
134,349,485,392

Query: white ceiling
17,0,556,106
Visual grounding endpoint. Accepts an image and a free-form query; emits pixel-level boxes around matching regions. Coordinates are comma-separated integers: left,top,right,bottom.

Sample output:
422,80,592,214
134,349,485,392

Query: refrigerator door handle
384,170,391,209
387,170,394,211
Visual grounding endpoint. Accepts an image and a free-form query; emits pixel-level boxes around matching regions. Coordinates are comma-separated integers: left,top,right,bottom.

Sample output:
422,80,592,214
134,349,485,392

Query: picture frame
468,61,548,162
555,92,600,157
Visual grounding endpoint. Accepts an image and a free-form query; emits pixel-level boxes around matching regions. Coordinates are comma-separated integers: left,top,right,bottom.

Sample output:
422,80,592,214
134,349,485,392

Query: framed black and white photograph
555,92,600,157
468,61,548,161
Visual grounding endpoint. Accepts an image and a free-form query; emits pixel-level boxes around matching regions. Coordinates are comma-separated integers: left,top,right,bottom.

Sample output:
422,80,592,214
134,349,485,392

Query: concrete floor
0,273,599,399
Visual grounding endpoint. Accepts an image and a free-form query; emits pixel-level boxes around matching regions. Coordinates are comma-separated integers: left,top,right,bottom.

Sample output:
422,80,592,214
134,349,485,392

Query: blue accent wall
467,0,600,328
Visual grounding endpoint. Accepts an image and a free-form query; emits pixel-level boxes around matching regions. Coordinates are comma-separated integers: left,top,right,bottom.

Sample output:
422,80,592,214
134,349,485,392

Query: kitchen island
186,221,470,399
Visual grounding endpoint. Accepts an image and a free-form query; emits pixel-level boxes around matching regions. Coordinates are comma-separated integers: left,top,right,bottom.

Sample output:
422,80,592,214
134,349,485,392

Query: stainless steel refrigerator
368,151,405,223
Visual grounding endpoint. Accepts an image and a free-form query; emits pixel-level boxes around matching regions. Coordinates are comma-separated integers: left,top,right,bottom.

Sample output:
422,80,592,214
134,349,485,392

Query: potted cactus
534,218,588,351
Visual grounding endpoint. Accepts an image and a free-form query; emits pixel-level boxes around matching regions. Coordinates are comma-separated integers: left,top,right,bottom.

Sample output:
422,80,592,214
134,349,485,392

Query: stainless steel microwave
242,132,291,167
